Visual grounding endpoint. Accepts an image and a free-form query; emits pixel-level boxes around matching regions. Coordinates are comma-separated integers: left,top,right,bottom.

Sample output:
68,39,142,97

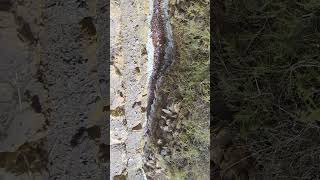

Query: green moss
168,169,188,180
163,0,210,178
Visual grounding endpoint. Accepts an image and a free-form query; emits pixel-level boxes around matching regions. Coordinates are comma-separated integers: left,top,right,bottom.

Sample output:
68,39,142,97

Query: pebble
173,103,181,113
160,149,167,156
162,126,169,132
156,161,161,168
157,139,163,145
162,109,173,115
146,160,155,168
155,169,163,174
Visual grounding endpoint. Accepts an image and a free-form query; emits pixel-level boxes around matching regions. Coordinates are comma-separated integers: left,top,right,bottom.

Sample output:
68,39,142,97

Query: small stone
156,161,161,168
155,169,162,174
148,155,155,160
171,114,177,118
162,126,169,132
157,139,163,145
146,160,155,168
173,103,181,113
160,149,167,156
162,109,173,115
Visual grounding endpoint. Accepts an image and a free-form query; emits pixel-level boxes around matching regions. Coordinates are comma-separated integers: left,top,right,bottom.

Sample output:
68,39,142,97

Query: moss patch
161,0,210,179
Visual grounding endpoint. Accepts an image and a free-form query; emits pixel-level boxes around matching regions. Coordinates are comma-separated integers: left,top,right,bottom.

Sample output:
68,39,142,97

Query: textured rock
0,0,108,179
110,0,149,179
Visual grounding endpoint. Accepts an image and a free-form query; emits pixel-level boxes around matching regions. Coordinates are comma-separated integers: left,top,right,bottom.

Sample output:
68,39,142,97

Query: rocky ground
0,0,108,179
110,0,149,179
140,0,210,179
0,0,210,179
110,0,211,179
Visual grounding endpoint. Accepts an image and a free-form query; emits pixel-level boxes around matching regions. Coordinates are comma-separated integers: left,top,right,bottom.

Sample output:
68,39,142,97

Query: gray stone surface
42,0,107,179
110,0,149,179
0,0,108,179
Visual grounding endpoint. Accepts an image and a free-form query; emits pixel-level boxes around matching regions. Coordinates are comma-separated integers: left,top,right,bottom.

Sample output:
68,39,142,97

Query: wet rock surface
141,0,210,179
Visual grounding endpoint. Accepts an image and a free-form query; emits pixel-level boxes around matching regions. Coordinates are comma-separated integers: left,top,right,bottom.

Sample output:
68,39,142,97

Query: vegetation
161,0,210,179
213,0,320,178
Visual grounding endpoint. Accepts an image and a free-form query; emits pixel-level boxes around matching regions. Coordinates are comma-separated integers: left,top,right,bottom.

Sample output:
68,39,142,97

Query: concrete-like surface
110,0,150,179
0,0,108,179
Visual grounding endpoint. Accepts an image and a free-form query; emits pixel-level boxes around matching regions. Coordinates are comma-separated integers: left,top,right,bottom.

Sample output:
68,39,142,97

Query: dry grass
160,0,210,179
213,0,320,179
